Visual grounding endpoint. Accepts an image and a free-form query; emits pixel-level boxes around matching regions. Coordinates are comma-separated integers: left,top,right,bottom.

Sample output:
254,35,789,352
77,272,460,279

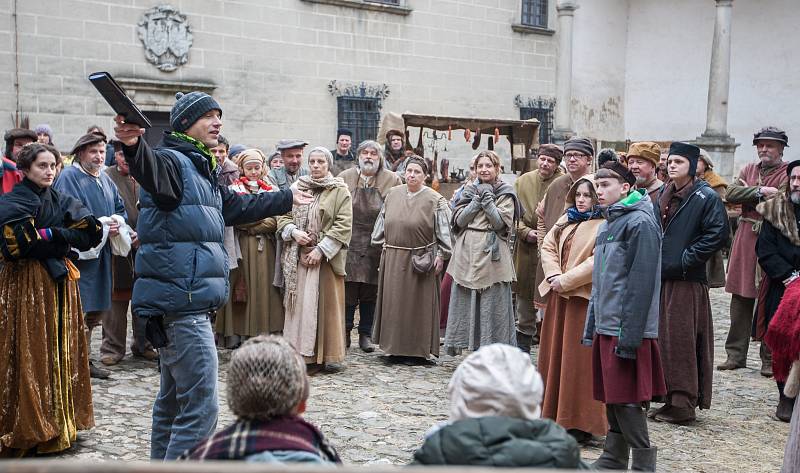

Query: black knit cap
668,142,701,177
601,161,636,186
337,128,353,139
753,126,789,147
170,92,222,132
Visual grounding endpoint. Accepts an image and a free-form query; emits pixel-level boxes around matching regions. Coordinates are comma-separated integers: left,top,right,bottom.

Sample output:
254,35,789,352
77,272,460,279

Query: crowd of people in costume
0,91,798,472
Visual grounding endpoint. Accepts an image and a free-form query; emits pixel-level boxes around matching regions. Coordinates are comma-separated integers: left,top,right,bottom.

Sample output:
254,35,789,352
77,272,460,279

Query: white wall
623,0,800,172
569,0,629,141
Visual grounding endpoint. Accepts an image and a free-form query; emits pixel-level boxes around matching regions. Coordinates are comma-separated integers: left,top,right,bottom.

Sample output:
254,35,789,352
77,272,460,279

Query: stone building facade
1,0,559,170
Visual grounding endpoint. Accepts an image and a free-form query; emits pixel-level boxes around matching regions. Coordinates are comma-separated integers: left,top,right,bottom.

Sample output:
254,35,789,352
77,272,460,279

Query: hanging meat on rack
464,128,472,142
472,128,482,150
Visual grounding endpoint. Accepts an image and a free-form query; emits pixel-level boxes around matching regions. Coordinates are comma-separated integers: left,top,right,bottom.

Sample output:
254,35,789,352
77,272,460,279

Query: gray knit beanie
170,91,222,132
227,335,308,421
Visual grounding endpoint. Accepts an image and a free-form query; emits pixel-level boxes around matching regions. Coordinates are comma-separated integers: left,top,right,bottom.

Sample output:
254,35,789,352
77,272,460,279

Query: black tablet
88,72,152,128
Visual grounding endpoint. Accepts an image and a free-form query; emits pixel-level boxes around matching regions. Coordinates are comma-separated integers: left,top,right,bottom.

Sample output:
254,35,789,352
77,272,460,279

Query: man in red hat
719,126,789,375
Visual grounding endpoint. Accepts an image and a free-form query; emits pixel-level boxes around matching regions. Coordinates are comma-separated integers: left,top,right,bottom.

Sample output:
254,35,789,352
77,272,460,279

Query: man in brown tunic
535,137,593,309
628,141,663,203
103,142,157,363
339,140,401,351
719,127,789,373
513,144,563,352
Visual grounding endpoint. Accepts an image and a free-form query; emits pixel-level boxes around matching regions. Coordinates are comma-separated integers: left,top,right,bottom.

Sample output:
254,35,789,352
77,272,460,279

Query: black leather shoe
358,334,375,353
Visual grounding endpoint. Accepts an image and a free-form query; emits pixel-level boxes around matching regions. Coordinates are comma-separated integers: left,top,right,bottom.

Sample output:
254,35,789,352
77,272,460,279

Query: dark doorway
143,111,171,147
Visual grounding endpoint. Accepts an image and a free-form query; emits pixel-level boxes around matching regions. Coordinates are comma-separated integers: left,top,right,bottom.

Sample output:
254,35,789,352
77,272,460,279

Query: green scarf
170,131,217,171
619,188,646,207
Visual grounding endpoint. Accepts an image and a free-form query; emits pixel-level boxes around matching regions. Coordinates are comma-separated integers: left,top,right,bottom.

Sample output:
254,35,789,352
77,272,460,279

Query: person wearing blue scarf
537,176,607,445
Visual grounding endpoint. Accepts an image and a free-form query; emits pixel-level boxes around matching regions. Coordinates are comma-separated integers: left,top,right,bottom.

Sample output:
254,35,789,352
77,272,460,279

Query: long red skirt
539,295,607,436
592,334,667,404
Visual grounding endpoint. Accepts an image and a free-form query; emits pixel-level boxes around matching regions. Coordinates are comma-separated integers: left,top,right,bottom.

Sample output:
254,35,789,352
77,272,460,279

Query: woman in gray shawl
445,151,521,354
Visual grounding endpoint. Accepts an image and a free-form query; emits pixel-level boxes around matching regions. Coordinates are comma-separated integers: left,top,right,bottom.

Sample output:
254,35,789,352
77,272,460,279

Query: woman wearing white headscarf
412,344,589,469
277,147,352,374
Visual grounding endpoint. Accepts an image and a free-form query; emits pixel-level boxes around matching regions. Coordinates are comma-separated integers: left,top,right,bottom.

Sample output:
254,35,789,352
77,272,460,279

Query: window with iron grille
520,106,554,145
521,0,548,28
337,96,381,146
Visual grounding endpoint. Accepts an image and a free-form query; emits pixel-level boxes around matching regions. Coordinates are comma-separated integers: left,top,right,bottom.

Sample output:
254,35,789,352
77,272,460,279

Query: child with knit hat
180,335,340,464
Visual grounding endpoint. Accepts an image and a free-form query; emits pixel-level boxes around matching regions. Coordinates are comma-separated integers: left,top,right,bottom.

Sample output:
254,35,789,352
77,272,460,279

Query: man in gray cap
719,126,789,375
269,139,309,190
114,91,311,460
530,137,594,318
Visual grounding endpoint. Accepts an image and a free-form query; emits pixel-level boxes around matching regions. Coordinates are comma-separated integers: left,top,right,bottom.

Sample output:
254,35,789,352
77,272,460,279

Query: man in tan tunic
338,140,402,351
718,126,789,374
513,144,563,352
627,141,664,203
535,137,594,309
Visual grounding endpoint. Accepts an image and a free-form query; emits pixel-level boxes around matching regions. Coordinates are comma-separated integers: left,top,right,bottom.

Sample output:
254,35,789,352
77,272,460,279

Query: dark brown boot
516,330,532,354
592,431,629,470
654,406,696,425
776,394,795,422
359,334,375,353
717,358,746,371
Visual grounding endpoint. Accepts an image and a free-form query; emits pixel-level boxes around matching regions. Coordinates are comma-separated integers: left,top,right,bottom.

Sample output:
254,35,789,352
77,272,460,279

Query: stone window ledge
511,23,555,36
301,0,412,15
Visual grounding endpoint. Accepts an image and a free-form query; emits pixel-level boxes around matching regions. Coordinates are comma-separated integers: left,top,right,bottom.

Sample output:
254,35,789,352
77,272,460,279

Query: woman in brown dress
219,149,284,341
278,147,352,373
0,144,102,455
371,156,452,361
537,176,607,442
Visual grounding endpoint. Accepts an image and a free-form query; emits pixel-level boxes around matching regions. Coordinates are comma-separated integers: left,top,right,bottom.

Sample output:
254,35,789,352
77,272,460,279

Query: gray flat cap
276,139,308,151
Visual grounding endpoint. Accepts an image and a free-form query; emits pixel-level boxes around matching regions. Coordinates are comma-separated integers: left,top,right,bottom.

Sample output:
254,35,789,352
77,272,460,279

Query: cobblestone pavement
57,287,789,471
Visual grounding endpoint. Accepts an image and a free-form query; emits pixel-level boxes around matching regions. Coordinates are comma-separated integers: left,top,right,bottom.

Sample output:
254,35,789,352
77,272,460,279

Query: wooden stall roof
401,113,540,149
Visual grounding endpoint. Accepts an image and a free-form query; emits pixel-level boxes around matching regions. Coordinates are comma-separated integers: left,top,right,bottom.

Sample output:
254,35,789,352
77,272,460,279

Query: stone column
696,0,738,182
552,0,577,144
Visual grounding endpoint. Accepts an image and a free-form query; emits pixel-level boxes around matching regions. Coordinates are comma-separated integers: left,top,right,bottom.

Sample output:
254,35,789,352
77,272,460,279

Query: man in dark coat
104,141,157,363
756,159,800,422
653,142,729,425
114,91,310,460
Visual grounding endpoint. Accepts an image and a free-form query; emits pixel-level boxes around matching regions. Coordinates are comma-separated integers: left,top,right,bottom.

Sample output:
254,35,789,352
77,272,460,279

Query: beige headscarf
447,343,544,422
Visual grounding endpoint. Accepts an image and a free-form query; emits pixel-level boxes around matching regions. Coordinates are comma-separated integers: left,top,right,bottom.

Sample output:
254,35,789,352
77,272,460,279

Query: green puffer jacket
412,416,591,469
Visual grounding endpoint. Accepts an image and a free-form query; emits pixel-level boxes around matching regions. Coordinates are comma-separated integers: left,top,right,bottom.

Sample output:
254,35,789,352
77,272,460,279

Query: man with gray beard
756,160,800,422
339,141,402,351
627,141,664,204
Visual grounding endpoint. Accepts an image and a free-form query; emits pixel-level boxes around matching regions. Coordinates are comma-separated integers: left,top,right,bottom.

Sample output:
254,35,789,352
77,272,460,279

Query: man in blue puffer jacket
114,92,311,460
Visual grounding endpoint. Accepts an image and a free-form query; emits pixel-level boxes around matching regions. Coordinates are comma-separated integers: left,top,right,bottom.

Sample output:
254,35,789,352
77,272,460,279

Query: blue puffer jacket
133,149,228,316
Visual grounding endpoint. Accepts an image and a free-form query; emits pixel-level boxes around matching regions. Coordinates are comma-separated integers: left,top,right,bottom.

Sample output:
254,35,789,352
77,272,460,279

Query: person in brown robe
653,143,729,425
535,137,593,309
104,142,157,362
537,177,606,441
372,156,452,361
719,126,789,374
627,141,664,204
339,140,402,352
513,144,563,352
220,149,285,340
0,144,102,455
697,148,729,288
278,147,352,374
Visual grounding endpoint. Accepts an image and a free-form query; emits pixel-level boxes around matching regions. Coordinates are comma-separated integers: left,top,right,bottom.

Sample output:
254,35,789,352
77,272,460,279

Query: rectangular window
337,96,380,146
520,106,553,145
521,0,548,28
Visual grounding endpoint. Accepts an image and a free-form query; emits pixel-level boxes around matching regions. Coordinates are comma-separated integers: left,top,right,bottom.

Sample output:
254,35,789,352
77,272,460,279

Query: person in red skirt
582,162,667,472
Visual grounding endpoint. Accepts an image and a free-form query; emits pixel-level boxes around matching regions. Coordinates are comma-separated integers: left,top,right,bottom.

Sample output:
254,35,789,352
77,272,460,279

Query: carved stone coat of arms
137,5,193,72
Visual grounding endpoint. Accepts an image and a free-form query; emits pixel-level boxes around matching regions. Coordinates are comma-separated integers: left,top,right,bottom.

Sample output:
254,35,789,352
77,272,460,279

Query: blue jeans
150,313,219,460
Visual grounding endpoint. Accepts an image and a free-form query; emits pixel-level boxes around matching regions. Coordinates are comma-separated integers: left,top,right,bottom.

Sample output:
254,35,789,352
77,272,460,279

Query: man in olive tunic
339,140,401,351
513,144,563,352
